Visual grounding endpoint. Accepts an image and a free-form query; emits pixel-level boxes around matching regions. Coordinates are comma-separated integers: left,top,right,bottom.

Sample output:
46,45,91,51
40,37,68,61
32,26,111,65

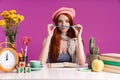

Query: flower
0,9,24,44
22,36,31,56
23,36,31,45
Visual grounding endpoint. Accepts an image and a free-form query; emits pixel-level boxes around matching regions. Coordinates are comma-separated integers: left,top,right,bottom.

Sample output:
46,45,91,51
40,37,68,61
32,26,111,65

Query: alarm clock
0,42,19,72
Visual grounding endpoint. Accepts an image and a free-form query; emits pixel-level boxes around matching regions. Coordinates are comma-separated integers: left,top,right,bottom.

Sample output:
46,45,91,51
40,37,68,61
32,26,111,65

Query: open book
48,62,80,68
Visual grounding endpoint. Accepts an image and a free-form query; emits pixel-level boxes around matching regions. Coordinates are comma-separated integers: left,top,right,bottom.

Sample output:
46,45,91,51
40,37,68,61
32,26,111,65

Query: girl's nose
62,22,66,26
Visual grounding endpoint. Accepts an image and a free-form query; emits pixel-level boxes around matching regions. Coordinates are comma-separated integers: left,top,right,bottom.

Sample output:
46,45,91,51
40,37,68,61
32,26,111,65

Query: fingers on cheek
50,25,56,30
75,27,81,31
51,26,55,30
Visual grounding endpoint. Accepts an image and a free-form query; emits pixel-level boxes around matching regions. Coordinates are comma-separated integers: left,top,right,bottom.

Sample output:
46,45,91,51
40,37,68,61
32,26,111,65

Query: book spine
102,60,120,67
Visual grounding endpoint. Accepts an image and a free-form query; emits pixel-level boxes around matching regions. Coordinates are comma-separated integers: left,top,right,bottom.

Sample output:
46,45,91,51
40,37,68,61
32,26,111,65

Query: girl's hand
72,24,83,37
47,24,56,38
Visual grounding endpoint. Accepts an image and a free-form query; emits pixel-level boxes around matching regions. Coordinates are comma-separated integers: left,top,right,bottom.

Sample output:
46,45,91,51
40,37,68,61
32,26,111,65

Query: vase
6,35,16,49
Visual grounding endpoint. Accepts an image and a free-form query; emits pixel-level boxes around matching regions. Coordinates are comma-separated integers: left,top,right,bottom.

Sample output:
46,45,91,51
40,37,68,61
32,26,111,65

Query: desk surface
0,65,120,80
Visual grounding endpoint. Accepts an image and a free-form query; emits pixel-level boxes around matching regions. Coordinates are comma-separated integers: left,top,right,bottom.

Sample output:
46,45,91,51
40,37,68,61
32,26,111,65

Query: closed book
100,56,120,62
101,53,120,59
104,64,120,70
103,67,120,74
102,60,120,67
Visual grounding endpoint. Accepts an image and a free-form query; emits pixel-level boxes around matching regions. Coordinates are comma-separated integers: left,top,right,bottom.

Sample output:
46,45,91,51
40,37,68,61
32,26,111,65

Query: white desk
0,65,120,80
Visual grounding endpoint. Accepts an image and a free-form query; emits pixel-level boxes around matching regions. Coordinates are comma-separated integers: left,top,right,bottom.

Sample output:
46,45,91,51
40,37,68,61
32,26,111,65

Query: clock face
0,48,18,72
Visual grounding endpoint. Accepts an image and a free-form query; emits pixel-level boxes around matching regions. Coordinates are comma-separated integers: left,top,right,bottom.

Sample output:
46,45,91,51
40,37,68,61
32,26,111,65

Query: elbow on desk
78,58,86,65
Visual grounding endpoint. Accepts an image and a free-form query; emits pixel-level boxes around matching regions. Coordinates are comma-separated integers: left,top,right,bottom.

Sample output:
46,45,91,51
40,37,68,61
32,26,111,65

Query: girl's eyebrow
58,19,62,21
65,18,69,20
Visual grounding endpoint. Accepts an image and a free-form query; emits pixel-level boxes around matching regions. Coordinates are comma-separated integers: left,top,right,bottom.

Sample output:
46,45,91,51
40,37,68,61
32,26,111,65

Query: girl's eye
66,20,69,23
58,20,62,23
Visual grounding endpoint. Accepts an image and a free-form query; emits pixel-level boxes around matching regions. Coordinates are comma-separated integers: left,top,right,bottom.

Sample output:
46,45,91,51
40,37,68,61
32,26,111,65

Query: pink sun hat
52,7,76,21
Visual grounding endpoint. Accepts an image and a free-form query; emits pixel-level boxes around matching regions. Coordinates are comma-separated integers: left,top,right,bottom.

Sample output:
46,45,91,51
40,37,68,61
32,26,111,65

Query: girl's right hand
47,24,56,38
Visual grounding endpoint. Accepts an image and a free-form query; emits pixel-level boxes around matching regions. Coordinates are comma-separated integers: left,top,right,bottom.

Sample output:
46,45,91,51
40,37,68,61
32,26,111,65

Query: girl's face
57,14,70,33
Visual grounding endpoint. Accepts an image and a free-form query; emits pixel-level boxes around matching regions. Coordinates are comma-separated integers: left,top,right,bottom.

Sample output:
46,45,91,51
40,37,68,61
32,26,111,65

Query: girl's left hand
72,24,83,37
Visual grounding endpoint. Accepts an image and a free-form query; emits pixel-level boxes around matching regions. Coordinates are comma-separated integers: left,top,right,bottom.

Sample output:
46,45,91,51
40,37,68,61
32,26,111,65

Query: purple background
0,0,120,61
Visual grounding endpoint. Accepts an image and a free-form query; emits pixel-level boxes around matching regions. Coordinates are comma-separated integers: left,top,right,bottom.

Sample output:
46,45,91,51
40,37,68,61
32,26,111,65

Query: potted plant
87,37,100,69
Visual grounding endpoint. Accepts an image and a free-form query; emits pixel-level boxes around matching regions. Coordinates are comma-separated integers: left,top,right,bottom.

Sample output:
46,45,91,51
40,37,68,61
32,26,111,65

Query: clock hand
6,53,8,61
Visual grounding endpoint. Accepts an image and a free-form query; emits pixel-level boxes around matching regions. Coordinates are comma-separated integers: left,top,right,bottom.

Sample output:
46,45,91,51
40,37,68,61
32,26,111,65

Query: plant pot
87,54,100,69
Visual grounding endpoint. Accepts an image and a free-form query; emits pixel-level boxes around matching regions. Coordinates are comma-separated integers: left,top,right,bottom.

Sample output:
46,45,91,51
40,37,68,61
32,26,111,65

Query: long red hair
49,13,76,62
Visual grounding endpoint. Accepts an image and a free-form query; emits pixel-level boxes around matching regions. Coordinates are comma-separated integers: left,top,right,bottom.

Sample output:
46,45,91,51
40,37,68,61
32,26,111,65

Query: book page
49,63,64,68
63,62,80,68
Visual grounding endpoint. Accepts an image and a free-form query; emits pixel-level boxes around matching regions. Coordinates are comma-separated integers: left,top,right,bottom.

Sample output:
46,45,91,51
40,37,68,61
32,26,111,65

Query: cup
30,60,41,68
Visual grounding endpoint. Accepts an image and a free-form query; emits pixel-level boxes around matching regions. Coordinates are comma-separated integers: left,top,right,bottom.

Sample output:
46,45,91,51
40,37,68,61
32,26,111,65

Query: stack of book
100,53,120,74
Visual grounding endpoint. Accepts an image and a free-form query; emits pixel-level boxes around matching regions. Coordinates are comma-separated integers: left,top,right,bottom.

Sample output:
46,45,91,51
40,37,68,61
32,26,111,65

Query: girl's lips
60,28,66,30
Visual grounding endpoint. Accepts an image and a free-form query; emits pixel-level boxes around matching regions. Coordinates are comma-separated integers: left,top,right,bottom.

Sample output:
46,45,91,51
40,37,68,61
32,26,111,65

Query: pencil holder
19,56,28,66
